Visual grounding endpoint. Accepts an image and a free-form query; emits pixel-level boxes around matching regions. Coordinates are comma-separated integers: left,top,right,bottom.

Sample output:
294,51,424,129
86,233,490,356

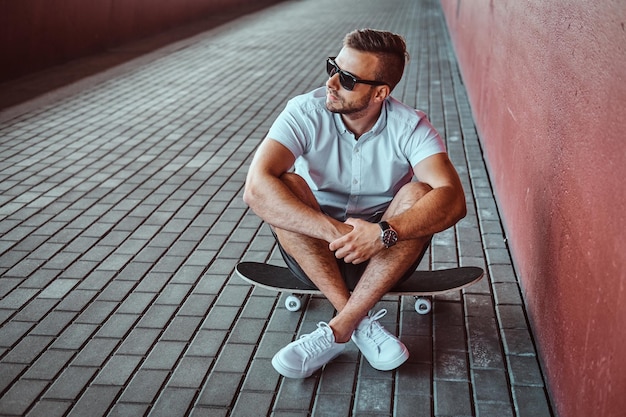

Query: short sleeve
407,110,446,167
266,98,309,159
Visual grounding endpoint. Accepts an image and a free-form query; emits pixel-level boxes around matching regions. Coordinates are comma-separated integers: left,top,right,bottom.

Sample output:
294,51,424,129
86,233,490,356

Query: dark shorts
272,228,431,291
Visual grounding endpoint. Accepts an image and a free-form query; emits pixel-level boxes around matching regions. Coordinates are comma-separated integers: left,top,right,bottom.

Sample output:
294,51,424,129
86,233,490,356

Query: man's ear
374,85,391,102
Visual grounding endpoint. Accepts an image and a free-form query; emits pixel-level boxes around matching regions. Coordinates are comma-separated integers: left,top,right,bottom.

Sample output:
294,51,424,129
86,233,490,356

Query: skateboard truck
283,293,432,314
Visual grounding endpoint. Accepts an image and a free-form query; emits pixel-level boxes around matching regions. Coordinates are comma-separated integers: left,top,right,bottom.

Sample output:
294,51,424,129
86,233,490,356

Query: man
243,29,466,378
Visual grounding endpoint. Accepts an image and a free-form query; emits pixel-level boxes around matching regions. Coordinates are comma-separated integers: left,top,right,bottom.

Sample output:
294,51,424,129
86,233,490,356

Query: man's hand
328,218,385,264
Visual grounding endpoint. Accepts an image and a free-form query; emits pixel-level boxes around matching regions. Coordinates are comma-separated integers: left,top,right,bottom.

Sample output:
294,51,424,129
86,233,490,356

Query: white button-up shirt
267,87,446,221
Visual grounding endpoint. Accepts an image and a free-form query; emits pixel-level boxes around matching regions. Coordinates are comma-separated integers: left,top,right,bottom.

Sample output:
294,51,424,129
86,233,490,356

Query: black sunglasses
326,57,387,91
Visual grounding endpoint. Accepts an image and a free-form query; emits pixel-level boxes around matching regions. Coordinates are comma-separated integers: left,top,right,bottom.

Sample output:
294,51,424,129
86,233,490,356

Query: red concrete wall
0,0,279,82
440,1,626,416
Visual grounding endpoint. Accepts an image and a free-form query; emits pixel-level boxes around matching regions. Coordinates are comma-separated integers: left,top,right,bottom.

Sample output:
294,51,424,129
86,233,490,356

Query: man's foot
351,309,409,371
271,322,345,378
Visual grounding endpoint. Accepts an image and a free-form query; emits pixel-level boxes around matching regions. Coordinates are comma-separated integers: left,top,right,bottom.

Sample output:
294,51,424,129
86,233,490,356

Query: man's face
325,48,381,115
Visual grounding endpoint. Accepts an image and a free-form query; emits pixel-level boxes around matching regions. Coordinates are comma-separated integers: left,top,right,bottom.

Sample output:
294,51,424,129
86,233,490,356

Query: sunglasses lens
339,73,355,90
326,58,356,91
326,59,337,77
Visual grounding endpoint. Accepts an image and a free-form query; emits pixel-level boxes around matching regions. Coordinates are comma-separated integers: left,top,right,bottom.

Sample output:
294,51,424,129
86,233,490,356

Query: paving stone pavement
0,0,555,416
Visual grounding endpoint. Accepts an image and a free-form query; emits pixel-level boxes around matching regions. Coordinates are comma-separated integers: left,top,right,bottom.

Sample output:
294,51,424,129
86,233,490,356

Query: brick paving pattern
0,0,554,416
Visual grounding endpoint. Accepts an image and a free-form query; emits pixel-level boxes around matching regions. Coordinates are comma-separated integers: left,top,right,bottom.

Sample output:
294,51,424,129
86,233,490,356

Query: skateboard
235,262,484,314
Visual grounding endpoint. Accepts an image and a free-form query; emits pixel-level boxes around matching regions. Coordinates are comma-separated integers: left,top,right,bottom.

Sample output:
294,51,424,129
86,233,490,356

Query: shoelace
363,309,393,345
297,322,333,356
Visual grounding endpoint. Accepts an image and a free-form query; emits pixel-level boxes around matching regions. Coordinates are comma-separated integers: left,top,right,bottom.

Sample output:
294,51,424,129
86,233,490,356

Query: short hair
343,29,409,91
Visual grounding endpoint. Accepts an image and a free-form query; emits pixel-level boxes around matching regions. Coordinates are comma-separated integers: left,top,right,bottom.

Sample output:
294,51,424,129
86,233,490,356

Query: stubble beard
325,89,373,116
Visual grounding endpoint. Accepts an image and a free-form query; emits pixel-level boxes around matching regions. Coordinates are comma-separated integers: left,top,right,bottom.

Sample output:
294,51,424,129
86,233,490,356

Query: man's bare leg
275,177,432,342
273,173,352,315
327,182,433,342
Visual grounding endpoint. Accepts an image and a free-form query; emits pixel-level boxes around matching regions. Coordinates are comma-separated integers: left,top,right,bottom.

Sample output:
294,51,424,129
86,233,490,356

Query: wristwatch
378,221,398,248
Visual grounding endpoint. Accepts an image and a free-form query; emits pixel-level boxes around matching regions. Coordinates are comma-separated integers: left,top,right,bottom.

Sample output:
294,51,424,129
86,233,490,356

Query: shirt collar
332,98,389,136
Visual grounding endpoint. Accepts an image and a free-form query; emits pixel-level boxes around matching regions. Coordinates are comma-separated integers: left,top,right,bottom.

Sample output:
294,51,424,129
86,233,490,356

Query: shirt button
353,178,358,184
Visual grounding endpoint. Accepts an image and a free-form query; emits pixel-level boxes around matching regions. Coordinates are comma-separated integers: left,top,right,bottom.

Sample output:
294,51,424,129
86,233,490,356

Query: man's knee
280,173,319,208
386,182,433,216
398,181,433,200
280,172,305,188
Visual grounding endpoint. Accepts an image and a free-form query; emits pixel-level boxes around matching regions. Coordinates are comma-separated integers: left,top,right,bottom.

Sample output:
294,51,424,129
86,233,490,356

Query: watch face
382,229,398,247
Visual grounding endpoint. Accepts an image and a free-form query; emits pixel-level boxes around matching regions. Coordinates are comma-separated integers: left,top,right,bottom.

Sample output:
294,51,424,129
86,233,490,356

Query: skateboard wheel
285,295,302,312
415,297,432,314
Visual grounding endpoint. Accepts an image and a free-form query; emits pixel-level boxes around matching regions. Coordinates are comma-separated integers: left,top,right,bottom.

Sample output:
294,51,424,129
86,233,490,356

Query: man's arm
243,138,349,242
329,152,466,263
390,152,467,240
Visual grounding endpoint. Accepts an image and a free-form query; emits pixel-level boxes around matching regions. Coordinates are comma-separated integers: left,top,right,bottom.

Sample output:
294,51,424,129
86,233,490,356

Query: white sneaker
351,309,409,371
271,322,345,378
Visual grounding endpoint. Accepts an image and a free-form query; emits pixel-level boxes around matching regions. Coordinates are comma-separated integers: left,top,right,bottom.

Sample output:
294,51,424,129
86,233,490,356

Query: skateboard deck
235,262,484,314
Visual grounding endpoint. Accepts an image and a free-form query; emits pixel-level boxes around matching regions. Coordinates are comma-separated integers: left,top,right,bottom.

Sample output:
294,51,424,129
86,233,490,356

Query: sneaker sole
271,355,317,379
365,346,409,371
271,348,344,379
